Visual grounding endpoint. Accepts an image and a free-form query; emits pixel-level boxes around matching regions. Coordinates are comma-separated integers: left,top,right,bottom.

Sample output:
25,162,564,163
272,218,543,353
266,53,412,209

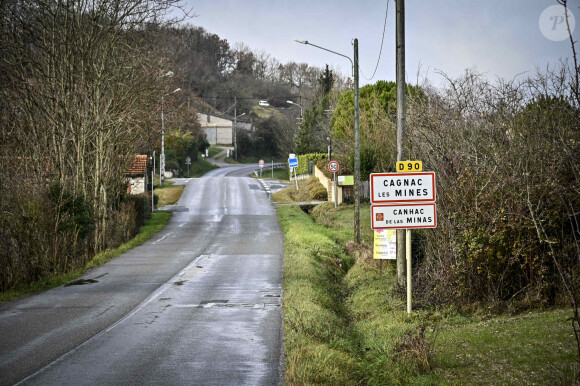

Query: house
126,155,148,194
197,113,255,145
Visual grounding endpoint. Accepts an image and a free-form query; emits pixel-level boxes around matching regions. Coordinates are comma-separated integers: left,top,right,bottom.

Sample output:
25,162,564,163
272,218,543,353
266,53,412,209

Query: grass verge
251,166,289,181
0,211,172,305
86,211,172,269
155,184,183,206
189,154,219,177
271,177,327,203
207,146,222,158
279,203,579,384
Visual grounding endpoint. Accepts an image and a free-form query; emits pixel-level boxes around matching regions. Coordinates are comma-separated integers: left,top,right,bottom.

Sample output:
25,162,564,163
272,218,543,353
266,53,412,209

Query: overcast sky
178,0,578,87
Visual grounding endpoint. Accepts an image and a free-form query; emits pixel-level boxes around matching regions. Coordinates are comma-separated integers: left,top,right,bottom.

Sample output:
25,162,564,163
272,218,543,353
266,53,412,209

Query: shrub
409,70,580,308
310,184,328,201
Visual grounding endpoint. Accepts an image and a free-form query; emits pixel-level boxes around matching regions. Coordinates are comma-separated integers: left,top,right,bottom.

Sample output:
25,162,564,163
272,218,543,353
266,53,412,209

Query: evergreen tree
318,64,334,97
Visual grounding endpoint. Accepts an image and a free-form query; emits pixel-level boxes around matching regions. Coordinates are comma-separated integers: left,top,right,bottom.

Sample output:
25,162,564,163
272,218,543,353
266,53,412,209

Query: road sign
289,157,298,168
259,159,264,167
371,203,437,229
370,172,436,204
397,160,422,172
328,161,339,172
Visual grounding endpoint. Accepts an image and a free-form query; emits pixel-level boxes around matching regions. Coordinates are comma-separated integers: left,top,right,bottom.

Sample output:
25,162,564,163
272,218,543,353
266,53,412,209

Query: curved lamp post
294,38,361,243
286,100,303,121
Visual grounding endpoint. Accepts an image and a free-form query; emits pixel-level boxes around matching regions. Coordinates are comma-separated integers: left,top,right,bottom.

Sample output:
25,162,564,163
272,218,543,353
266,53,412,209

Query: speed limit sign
328,161,339,172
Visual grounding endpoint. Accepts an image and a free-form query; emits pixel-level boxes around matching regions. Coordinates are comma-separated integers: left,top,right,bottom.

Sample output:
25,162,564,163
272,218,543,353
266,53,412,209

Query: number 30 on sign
397,161,422,172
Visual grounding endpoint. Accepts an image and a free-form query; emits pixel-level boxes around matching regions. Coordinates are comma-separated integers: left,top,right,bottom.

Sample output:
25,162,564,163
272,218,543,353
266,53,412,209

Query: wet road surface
0,165,285,385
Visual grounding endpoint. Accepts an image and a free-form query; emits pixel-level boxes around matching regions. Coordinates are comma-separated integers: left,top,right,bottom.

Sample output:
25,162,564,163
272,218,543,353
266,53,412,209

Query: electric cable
360,0,390,81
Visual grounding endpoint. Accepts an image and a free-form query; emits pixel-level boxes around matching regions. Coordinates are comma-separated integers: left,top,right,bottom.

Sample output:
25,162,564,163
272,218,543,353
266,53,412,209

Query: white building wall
128,177,146,195
198,113,233,145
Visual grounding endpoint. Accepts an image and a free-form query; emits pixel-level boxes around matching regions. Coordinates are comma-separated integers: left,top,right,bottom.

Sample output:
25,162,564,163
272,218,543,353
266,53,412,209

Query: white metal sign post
259,159,264,177
289,155,299,190
328,161,340,208
370,168,437,316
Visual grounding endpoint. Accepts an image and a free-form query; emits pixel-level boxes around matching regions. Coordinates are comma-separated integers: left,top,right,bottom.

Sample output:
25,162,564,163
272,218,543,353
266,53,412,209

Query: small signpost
185,156,191,177
370,161,437,316
259,159,264,177
289,157,298,168
328,161,339,208
289,154,299,190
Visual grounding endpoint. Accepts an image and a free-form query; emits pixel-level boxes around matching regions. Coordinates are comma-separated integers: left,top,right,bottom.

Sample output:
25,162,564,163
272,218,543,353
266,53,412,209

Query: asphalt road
0,165,286,385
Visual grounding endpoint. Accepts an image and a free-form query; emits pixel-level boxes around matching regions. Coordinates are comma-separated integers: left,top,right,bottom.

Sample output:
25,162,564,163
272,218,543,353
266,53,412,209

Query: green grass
207,146,222,158
0,211,172,304
278,203,580,385
250,165,290,181
277,205,359,385
269,167,290,181
189,155,219,177
432,309,578,384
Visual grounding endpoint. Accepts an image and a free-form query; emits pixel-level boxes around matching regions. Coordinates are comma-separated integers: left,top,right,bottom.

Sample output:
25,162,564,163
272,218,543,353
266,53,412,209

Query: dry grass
271,177,327,203
155,185,183,206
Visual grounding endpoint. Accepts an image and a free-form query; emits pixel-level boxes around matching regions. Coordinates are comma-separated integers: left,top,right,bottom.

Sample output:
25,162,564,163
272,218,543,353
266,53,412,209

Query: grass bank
279,202,579,384
251,165,289,181
189,154,219,177
154,182,183,206
271,177,327,203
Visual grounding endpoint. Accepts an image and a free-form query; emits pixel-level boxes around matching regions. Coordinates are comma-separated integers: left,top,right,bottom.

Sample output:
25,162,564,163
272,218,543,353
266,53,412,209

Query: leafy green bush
292,153,327,177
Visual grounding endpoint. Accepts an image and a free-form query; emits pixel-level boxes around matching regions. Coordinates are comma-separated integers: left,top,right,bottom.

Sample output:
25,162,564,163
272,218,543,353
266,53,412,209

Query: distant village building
126,155,148,194
197,113,255,146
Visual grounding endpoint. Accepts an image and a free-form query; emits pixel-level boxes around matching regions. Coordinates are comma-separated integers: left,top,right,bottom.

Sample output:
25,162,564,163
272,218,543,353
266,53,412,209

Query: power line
196,95,298,100
360,0,390,81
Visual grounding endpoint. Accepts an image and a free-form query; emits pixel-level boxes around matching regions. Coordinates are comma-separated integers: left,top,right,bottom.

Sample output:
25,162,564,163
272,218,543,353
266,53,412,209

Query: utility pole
396,0,407,285
160,97,166,185
292,37,360,243
354,38,361,244
233,96,238,161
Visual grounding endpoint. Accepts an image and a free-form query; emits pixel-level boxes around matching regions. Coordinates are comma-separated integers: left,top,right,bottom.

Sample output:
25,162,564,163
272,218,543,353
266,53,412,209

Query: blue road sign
289,158,298,168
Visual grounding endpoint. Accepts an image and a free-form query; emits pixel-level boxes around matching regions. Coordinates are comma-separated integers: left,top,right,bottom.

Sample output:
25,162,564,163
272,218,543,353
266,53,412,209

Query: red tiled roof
127,155,148,176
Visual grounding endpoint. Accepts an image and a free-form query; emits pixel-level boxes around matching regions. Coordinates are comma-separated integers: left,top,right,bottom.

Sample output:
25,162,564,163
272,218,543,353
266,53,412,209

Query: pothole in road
64,278,98,286
64,273,107,286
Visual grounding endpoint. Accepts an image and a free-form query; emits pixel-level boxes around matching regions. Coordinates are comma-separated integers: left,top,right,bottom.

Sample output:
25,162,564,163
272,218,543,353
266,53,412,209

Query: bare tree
0,0,187,288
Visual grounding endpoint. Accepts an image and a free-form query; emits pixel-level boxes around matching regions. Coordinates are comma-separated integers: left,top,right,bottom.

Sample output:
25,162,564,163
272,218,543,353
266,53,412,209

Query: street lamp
286,100,303,120
160,87,181,185
294,37,361,243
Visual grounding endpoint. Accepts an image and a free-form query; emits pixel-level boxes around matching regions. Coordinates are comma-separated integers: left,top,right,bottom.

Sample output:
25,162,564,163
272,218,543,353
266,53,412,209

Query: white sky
177,0,579,87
